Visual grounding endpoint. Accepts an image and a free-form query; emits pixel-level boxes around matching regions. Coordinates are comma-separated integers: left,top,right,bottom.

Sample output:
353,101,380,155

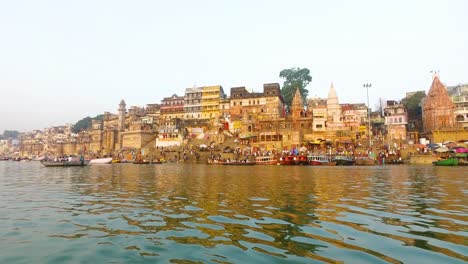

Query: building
201,85,225,121
308,97,327,132
423,76,456,132
384,100,408,141
326,83,344,130
160,94,185,121
184,87,203,120
447,84,468,129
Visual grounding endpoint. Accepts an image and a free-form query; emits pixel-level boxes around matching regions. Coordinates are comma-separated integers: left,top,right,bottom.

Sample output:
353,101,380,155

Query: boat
279,155,297,165
332,156,355,166
222,160,256,166
307,155,332,165
355,157,376,166
255,155,279,165
207,158,223,165
433,157,459,166
133,160,163,164
297,155,309,165
41,159,88,167
32,156,45,161
89,157,113,164
133,160,150,164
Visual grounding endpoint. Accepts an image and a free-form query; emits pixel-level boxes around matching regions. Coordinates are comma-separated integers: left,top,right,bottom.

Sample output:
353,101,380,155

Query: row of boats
38,157,165,167
209,154,401,166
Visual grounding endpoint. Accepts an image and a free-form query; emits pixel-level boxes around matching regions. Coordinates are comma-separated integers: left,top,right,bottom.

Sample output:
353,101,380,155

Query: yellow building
201,85,225,120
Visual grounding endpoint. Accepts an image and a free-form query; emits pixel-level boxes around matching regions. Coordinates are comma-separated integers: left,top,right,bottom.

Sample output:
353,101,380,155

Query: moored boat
255,155,279,165
222,160,256,166
279,155,297,165
133,159,163,164
332,156,355,166
41,160,88,167
297,155,309,165
307,155,331,165
433,157,459,166
89,157,113,164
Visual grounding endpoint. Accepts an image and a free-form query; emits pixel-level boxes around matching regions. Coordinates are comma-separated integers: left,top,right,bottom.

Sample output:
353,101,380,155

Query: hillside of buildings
3,75,467,160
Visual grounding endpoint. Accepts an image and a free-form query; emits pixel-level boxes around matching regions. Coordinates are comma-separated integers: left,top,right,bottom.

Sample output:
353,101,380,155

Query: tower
291,88,304,121
423,76,455,132
118,99,126,131
327,82,342,126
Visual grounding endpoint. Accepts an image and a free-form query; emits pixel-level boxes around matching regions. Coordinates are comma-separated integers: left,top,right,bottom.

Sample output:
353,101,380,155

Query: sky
1,0,467,132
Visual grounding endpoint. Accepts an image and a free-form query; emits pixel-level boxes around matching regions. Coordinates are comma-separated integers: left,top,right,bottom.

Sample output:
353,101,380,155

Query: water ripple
0,162,466,263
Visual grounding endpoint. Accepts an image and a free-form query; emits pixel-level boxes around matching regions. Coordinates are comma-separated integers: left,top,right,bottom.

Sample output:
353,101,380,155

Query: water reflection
0,162,466,263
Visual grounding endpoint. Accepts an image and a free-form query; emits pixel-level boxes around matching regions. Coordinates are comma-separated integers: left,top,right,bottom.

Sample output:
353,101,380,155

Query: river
0,161,466,263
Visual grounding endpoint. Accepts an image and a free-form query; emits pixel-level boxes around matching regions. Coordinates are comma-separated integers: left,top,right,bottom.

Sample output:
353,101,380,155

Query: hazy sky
1,0,467,132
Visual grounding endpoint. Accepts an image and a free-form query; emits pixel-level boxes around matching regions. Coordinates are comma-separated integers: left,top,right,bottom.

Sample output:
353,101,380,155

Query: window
399,117,402,123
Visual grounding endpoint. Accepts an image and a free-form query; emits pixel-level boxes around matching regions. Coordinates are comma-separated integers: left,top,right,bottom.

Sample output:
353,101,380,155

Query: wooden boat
433,157,459,166
41,160,88,167
355,157,376,166
307,155,331,165
133,160,163,164
207,158,223,165
280,155,297,165
89,157,113,164
297,155,309,165
222,160,256,166
332,156,355,166
255,155,279,165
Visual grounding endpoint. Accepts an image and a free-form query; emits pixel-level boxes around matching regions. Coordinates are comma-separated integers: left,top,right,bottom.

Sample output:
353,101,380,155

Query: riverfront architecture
12,75,468,158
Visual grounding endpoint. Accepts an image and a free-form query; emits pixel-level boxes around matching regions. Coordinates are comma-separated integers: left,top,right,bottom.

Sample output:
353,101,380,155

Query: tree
72,115,103,133
279,67,312,109
0,130,20,139
401,91,426,131
402,91,426,116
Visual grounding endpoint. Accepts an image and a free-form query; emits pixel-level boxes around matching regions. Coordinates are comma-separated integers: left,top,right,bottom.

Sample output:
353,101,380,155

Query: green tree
401,91,426,131
402,91,426,116
279,67,312,109
72,115,103,133
1,130,20,139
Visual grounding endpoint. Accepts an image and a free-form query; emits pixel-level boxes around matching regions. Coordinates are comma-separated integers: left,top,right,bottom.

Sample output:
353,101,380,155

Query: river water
0,161,466,263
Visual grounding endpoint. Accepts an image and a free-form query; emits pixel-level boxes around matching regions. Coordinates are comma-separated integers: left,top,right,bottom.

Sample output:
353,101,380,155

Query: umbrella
445,142,457,148
199,144,208,148
455,147,468,153
434,146,449,152
299,146,307,152
426,143,439,149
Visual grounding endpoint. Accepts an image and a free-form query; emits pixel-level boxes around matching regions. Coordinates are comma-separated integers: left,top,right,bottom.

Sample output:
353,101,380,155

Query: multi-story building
184,87,202,120
201,85,225,121
160,94,185,121
384,100,408,141
447,84,468,129
308,97,327,132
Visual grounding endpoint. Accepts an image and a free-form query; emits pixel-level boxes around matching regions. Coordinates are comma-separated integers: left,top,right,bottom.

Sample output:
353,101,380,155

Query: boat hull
333,157,355,166
89,157,113,164
41,160,88,167
433,158,459,166
255,156,279,165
